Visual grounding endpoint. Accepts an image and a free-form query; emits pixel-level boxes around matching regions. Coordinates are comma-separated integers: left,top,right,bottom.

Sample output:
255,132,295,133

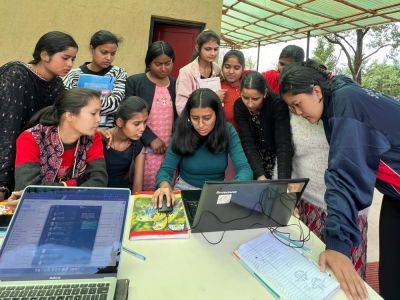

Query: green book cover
129,192,190,240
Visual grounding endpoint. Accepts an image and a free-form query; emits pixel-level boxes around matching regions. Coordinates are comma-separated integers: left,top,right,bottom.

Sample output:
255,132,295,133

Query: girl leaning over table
14,88,108,192
234,71,293,181
263,47,371,279
125,41,177,191
291,112,369,279
102,96,147,193
152,88,253,207
0,31,78,200
280,59,400,300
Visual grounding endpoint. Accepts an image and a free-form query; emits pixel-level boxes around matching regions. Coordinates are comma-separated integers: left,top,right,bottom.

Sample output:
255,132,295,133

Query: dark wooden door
152,23,202,78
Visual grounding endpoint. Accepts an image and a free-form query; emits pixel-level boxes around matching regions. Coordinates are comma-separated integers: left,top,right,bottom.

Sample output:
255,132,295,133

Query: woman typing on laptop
152,88,253,207
13,88,108,192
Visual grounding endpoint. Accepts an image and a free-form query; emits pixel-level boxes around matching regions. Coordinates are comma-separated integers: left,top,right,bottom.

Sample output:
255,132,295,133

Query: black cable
191,186,311,248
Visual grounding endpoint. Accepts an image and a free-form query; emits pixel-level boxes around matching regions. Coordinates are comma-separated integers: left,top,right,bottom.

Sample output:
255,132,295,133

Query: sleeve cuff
325,235,352,257
65,179,78,186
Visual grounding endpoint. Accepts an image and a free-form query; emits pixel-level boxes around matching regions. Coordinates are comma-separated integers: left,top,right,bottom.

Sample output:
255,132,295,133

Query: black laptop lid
191,179,309,233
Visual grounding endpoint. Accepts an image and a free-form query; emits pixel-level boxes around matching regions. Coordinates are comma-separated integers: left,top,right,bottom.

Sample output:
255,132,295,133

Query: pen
122,246,146,261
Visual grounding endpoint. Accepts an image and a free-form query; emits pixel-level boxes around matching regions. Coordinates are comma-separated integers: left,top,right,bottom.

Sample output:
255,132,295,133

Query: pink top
147,85,173,144
175,58,221,115
142,85,174,191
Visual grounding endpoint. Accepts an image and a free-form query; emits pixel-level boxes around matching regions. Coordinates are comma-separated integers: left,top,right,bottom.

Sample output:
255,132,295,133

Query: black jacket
0,61,65,192
125,73,177,146
234,94,293,179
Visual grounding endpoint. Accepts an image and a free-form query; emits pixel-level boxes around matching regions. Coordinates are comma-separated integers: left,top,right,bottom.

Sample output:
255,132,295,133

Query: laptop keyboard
0,282,110,300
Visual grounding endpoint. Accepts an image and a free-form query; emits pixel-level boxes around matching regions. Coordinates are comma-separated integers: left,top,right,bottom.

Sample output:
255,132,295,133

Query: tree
245,55,256,70
312,37,337,71
363,62,400,98
323,23,400,84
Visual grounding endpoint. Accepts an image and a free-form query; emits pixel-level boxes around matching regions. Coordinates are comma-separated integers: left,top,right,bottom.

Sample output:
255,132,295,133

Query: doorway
150,18,205,78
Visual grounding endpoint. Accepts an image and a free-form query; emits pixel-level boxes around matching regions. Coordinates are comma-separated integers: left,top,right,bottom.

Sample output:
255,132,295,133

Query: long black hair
191,29,220,61
280,59,330,96
279,45,305,62
27,88,100,128
30,31,78,64
145,40,175,70
171,88,228,155
90,30,122,48
115,96,148,122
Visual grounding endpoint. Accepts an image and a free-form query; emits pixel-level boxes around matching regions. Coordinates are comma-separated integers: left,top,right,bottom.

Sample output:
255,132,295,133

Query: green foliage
363,62,400,98
245,55,256,70
312,37,337,71
368,24,400,61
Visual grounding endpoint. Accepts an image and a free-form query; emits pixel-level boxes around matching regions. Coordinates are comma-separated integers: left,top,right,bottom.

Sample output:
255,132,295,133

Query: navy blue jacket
322,75,400,256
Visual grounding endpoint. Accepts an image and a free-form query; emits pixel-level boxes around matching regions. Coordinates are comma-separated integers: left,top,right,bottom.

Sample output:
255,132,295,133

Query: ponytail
25,105,58,129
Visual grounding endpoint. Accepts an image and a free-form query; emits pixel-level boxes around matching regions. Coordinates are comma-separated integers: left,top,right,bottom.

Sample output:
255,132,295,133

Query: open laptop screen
0,186,129,280
191,179,309,232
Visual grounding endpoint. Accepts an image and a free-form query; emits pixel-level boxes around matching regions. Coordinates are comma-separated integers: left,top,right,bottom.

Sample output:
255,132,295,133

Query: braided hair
280,59,331,96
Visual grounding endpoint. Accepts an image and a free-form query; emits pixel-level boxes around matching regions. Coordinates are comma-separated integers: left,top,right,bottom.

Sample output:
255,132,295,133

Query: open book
129,192,190,240
233,232,339,300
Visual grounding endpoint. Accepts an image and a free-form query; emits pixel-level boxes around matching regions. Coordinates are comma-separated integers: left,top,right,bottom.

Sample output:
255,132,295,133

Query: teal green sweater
156,123,253,188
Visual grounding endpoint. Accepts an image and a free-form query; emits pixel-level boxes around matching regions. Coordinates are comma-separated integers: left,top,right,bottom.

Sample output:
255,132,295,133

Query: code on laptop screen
0,187,129,279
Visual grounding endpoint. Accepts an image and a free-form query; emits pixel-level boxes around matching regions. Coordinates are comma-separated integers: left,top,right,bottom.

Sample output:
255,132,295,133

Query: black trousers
379,194,400,299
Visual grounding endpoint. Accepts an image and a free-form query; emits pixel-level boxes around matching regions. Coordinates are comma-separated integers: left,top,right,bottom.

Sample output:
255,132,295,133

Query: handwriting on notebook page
235,232,339,300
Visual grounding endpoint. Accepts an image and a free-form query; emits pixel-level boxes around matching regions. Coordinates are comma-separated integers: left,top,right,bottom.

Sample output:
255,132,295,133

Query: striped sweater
63,63,127,127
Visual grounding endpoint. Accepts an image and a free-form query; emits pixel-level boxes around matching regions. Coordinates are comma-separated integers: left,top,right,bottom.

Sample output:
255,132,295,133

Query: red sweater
221,82,240,129
261,69,280,94
15,131,105,188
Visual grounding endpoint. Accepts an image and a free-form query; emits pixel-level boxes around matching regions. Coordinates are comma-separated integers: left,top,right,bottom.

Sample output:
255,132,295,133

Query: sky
220,36,391,73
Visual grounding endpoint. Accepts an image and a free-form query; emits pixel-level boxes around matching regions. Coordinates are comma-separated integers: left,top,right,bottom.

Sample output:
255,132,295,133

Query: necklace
110,128,132,151
26,64,49,81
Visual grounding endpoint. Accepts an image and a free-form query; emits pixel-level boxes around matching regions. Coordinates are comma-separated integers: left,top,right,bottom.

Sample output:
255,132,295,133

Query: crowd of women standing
0,28,400,300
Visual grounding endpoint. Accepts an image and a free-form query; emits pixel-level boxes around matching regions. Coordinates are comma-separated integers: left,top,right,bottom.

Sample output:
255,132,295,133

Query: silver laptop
0,186,130,300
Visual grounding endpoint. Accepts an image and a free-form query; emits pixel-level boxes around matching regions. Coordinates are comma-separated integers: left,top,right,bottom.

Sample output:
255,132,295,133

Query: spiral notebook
233,232,340,300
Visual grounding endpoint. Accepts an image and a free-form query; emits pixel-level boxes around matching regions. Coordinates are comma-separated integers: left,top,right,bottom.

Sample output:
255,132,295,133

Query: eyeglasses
189,115,214,126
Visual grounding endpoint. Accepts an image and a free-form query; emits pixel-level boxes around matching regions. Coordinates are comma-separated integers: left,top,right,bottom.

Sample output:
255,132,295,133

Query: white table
119,200,382,300
0,198,381,300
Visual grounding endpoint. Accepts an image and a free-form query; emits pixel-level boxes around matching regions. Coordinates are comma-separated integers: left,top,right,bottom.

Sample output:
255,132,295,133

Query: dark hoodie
321,75,400,256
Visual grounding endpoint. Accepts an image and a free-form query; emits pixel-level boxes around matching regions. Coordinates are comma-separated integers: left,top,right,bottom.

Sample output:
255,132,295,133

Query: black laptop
181,179,309,233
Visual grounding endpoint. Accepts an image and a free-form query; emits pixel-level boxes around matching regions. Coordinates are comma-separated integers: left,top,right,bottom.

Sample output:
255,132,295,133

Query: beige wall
0,0,222,74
